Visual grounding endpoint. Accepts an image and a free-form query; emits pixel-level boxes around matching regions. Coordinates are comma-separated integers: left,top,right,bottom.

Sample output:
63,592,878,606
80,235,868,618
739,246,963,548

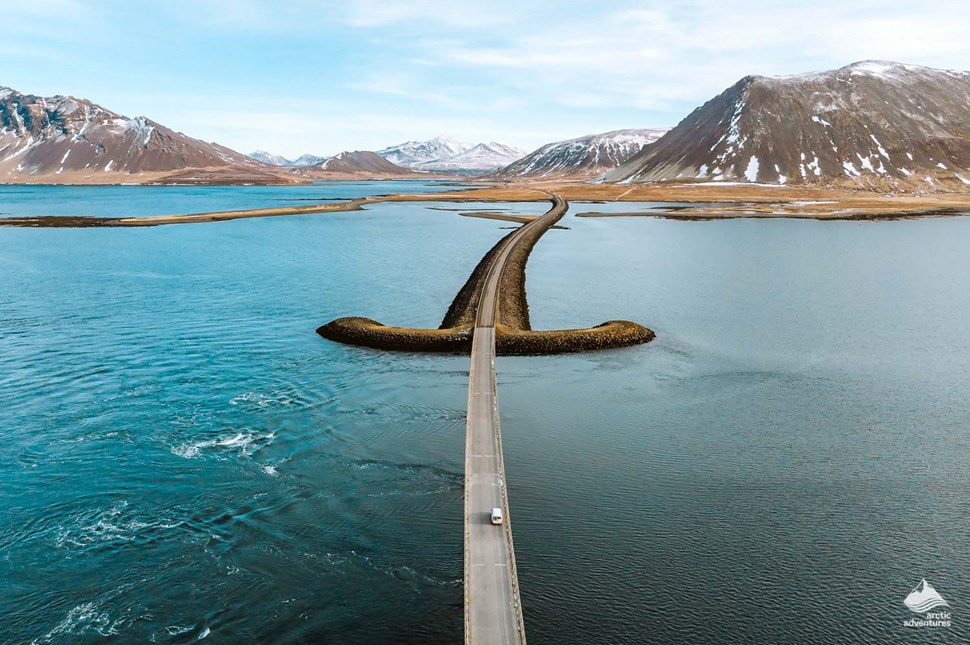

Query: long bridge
463,193,567,644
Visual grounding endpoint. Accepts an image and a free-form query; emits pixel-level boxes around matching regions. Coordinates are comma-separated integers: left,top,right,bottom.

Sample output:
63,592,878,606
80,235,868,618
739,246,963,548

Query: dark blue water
1,186,968,643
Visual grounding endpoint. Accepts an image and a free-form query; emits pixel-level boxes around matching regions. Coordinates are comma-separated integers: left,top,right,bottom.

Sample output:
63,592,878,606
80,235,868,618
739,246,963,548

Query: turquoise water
1,185,969,643
0,180,469,218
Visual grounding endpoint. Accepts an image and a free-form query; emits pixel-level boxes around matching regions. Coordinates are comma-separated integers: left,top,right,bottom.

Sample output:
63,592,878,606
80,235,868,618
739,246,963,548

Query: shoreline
2,180,970,227
574,206,970,221
0,198,373,228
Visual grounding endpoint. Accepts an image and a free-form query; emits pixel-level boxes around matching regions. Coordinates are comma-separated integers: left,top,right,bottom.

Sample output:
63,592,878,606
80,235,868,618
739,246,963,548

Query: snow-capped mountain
291,153,327,166
312,150,413,175
495,129,668,178
412,142,525,172
249,150,290,166
252,138,521,174
377,135,524,173
0,86,260,179
604,61,970,190
248,151,327,167
378,135,472,168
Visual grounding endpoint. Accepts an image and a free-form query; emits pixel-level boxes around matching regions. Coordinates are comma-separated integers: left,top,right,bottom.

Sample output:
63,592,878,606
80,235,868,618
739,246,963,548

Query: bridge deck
464,194,566,644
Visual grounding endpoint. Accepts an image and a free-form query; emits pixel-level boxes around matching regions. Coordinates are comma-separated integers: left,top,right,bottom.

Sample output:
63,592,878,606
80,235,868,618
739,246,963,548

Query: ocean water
1,185,968,643
0,180,469,218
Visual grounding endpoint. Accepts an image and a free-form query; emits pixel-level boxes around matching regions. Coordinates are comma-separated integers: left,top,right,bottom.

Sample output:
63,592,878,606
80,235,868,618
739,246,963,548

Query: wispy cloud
400,2,970,117
338,0,512,29
5,1,970,155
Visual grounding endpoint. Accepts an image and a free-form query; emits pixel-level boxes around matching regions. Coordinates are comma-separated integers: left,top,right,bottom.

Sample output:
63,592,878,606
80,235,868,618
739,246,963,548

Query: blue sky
4,1,970,157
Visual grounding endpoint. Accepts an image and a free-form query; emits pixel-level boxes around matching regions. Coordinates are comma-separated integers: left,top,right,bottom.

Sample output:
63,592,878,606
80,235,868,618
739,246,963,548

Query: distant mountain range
248,150,325,167
410,142,527,173
377,134,471,168
604,61,970,190
494,129,668,178
376,135,525,173
250,135,524,174
0,85,416,182
248,150,291,166
0,86,272,182
8,60,970,191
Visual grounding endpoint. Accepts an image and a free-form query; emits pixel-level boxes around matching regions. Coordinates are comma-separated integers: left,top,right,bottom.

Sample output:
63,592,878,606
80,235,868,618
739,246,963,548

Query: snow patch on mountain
249,150,291,166
378,135,472,167
248,151,327,166
377,135,523,173
1,86,259,178
604,61,970,191
412,142,525,172
495,128,668,178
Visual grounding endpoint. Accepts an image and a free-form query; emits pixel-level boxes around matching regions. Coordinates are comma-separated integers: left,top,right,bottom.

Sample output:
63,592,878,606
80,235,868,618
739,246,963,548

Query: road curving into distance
318,194,655,355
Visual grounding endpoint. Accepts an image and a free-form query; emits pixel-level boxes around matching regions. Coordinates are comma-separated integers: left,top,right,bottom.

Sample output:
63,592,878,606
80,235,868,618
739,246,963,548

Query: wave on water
303,548,460,592
346,401,464,422
229,390,294,408
53,500,185,550
31,601,122,643
344,458,462,497
351,458,460,479
228,383,327,412
162,624,210,640
171,430,276,460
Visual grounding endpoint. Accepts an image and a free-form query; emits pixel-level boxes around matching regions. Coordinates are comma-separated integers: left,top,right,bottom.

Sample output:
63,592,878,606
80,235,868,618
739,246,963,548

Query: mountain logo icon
904,579,950,614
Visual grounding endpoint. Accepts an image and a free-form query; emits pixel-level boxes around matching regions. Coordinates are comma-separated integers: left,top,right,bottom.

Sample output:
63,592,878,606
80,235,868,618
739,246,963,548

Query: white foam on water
54,500,185,550
31,602,120,643
172,431,275,460
230,391,288,406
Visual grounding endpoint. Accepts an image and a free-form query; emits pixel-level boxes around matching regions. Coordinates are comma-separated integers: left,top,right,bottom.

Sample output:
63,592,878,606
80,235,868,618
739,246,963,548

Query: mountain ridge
0,86,266,181
411,141,526,172
378,135,524,172
248,150,326,167
495,128,669,178
312,150,414,175
604,61,970,191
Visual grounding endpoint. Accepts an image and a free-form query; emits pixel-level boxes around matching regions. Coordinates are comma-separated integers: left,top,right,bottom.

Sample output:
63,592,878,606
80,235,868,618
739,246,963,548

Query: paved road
464,194,567,644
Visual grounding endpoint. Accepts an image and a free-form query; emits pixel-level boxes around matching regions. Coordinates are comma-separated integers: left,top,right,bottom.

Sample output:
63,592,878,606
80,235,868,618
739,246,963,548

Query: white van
490,507,504,525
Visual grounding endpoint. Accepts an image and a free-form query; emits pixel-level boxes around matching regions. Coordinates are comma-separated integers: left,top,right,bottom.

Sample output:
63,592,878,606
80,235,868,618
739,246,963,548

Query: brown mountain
312,150,415,175
0,86,276,183
604,61,970,191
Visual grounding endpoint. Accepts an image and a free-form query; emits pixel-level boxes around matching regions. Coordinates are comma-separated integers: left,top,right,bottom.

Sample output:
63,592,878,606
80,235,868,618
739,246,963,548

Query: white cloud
402,2,970,118
8,1,970,156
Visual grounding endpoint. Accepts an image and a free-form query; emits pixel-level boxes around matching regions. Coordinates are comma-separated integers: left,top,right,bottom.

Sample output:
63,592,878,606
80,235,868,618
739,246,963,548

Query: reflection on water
1,186,969,643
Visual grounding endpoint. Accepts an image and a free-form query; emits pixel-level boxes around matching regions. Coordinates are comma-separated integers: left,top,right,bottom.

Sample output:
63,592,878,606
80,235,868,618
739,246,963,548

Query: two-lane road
464,194,567,644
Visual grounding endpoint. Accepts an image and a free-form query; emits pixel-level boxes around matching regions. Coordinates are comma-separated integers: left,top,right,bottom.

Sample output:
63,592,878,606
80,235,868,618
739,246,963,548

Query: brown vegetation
5,179,970,228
